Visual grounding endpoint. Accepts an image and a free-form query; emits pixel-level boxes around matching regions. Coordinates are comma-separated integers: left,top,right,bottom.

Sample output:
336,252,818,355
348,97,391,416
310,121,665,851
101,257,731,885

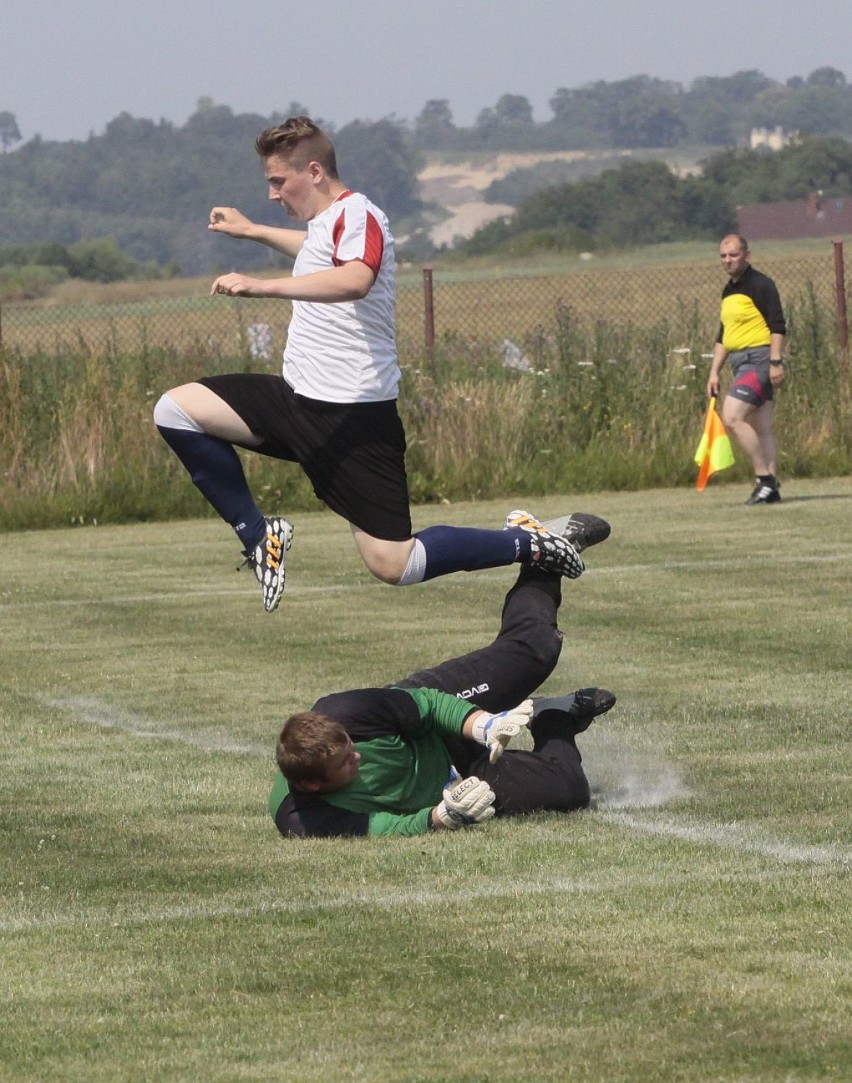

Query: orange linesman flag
694,397,735,491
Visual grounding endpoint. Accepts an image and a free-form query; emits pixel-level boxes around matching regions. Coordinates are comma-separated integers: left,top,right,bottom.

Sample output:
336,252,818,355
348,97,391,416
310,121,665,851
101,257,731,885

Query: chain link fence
1,242,848,530
0,244,847,364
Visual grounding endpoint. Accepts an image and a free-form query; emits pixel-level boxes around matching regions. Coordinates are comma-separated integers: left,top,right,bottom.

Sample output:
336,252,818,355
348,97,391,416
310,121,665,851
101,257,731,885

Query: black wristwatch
770,359,784,366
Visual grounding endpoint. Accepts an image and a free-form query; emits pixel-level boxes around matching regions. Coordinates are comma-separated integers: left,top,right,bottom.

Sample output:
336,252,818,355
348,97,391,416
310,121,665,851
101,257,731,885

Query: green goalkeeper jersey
269,686,477,838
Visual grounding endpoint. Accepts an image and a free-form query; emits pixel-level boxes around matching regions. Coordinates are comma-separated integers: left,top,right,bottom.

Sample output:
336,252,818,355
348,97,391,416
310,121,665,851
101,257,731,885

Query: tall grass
1,289,849,531
405,291,849,502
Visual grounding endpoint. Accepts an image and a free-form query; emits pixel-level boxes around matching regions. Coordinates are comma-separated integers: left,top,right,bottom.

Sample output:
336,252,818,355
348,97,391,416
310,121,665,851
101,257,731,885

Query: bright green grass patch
1,482,850,1081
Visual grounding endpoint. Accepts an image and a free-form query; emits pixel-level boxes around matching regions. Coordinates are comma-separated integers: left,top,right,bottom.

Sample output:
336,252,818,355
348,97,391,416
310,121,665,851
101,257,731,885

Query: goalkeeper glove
470,699,534,763
435,776,496,829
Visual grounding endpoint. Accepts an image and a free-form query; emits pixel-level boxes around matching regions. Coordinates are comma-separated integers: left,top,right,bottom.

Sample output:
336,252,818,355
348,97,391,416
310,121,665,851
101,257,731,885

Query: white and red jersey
283,190,399,403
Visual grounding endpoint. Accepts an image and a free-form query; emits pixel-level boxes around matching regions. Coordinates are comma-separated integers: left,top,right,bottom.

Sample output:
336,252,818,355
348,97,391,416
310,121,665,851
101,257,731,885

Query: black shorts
727,347,774,406
198,374,412,541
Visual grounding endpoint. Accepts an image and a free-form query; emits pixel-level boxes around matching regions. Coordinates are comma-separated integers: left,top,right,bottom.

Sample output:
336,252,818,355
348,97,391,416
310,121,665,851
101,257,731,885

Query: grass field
1,481,850,1082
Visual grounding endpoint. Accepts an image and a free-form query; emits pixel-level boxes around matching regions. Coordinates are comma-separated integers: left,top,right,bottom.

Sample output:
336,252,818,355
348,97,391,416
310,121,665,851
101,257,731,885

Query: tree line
0,99,421,282
412,67,852,151
0,67,851,287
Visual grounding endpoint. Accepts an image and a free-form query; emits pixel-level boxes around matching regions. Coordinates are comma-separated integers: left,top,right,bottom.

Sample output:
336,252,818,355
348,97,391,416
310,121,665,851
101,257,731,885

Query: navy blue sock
157,426,266,552
416,525,531,581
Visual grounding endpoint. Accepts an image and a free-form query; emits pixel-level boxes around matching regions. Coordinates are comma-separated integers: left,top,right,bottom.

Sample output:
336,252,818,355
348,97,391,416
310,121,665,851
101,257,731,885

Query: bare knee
351,530,414,584
722,400,747,429
156,383,258,445
363,547,411,584
751,401,775,438
164,383,208,415
154,388,197,429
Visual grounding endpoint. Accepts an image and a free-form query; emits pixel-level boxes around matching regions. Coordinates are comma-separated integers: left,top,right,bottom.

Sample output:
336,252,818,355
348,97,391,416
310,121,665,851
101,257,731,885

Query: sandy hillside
417,150,614,246
417,149,699,246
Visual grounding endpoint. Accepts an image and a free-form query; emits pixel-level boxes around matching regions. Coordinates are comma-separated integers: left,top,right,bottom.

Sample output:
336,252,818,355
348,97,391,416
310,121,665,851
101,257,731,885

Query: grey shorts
727,347,773,406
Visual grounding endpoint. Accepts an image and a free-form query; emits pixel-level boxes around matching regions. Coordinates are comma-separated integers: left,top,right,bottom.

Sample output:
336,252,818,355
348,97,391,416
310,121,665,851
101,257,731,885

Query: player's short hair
276,711,349,785
255,116,339,178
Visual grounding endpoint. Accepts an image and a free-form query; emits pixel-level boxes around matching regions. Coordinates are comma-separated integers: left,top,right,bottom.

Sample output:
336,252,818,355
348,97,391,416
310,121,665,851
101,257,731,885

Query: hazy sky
3,0,851,143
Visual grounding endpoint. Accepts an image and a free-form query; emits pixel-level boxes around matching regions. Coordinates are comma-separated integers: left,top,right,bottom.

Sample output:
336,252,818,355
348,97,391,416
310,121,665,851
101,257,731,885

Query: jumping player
154,117,586,609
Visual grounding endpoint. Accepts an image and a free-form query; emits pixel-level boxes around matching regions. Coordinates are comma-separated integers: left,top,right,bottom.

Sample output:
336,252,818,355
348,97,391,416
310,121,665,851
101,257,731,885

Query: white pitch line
0,580,372,611
1,551,849,612
39,695,852,879
597,810,851,869
43,696,269,756
0,863,833,935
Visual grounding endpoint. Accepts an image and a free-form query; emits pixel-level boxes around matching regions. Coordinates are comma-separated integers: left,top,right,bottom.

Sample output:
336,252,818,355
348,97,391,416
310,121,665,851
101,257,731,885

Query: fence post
422,265,435,357
832,239,848,362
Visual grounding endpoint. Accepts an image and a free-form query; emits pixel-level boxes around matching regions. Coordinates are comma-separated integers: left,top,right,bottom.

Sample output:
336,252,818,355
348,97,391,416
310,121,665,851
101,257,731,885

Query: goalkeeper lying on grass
269,513,615,838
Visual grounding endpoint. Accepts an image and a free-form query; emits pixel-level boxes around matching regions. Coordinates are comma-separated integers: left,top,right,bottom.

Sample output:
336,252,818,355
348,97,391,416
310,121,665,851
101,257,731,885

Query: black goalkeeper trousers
394,567,591,814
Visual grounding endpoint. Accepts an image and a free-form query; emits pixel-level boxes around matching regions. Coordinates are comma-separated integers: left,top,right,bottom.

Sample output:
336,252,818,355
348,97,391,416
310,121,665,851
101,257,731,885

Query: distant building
749,126,798,150
737,192,852,241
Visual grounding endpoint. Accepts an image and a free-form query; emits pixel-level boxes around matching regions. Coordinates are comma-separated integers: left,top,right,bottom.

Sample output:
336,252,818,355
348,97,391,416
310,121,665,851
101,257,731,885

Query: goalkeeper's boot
543,512,611,553
505,509,585,579
242,516,293,612
532,687,617,734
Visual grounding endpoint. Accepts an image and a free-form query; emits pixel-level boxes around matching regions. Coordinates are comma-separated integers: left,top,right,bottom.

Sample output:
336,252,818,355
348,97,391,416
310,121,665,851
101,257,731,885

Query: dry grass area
1,227,845,359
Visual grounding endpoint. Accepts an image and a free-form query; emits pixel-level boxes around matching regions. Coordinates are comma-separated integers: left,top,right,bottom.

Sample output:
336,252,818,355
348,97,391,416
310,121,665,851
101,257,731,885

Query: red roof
737,194,852,240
